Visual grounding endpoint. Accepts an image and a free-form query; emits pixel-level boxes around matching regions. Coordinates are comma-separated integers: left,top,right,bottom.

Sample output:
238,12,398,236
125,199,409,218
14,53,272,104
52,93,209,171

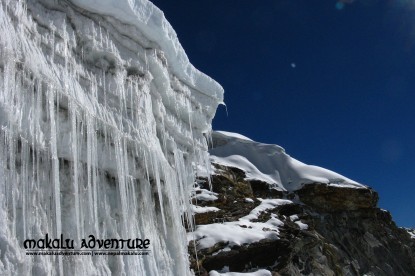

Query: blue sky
151,0,415,228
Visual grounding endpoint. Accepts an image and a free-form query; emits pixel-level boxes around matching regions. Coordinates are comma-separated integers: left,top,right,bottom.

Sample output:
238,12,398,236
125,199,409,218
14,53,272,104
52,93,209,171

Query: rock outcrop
189,164,415,276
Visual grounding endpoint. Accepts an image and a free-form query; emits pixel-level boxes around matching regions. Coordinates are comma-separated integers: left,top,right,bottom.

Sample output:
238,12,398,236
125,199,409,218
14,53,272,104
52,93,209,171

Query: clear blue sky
151,0,415,228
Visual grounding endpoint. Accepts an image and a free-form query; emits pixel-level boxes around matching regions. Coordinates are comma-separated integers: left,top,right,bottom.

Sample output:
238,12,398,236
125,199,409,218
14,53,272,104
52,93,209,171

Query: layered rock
296,183,378,211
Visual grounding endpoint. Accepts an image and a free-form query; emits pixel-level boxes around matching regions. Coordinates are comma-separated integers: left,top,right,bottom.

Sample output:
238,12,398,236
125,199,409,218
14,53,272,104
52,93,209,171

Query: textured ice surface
0,0,222,275
68,0,224,104
210,131,364,191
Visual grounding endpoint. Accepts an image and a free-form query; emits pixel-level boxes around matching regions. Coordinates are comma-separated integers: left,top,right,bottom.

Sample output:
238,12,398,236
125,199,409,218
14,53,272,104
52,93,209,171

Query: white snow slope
0,0,222,275
210,131,365,191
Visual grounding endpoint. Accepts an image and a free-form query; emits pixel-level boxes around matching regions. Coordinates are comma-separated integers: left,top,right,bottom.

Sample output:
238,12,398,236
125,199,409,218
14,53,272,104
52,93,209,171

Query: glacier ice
0,0,223,275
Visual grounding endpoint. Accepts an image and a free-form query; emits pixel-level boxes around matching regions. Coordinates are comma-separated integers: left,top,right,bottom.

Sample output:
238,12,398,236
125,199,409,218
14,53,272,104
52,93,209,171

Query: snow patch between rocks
189,199,292,249
209,269,272,276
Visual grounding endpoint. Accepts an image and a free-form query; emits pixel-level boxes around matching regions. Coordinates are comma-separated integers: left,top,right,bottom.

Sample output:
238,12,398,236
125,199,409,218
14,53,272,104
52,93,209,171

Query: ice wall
0,0,223,275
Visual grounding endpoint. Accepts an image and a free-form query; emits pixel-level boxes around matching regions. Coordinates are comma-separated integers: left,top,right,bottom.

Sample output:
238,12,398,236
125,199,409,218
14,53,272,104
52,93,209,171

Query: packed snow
215,131,253,141
209,269,272,276
406,228,415,239
289,215,308,230
192,186,219,202
210,131,365,191
244,199,293,221
195,193,219,202
191,205,220,214
189,199,291,249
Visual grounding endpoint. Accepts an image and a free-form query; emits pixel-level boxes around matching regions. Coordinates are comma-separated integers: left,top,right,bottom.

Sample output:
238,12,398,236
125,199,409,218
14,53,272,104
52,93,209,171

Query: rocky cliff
188,132,415,276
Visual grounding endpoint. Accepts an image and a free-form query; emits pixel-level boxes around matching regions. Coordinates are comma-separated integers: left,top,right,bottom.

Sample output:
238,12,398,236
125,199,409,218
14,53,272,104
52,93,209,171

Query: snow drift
210,131,365,191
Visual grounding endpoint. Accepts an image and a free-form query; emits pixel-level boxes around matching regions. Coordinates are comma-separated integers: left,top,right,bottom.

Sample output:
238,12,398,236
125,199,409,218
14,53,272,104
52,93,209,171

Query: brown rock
296,183,378,212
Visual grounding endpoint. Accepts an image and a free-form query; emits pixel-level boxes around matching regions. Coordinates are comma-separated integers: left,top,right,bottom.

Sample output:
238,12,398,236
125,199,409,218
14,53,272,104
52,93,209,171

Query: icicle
0,0,222,275
70,100,81,239
47,86,63,275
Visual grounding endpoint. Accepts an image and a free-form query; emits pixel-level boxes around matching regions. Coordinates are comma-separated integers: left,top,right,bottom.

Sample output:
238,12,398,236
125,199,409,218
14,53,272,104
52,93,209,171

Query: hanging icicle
0,0,223,275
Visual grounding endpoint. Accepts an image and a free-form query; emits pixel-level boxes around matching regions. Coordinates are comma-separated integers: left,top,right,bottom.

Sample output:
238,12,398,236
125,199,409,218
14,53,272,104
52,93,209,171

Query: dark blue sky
151,0,415,228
